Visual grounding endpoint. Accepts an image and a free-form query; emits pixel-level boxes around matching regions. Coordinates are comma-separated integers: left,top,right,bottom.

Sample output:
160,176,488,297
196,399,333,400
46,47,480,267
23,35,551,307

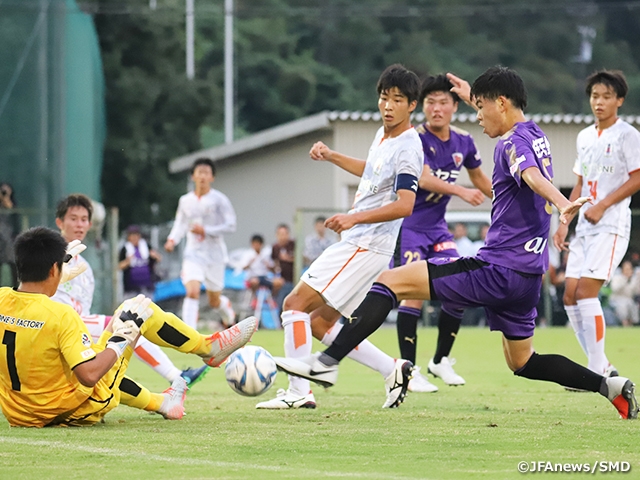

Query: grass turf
1,326,638,479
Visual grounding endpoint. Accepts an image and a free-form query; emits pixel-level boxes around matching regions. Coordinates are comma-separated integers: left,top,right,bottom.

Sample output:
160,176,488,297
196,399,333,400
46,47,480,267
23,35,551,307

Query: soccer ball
224,346,277,397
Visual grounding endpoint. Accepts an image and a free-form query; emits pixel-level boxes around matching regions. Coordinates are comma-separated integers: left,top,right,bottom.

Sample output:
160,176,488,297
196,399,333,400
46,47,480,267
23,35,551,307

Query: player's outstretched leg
137,301,258,367
118,376,188,420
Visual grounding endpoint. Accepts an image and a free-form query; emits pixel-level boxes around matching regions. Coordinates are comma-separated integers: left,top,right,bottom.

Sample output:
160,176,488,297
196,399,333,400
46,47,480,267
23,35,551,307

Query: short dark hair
314,216,326,224
471,66,527,111
56,194,93,222
585,70,628,99
376,64,421,104
251,234,264,244
276,223,290,231
419,74,460,105
191,157,216,176
14,227,67,283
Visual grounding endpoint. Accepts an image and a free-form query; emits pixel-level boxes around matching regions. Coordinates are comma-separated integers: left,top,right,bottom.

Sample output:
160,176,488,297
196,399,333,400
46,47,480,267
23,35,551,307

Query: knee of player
377,269,397,288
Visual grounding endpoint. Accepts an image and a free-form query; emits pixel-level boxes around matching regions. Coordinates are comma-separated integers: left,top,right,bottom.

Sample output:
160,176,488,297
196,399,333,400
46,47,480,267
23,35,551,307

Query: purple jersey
402,124,482,234
477,121,554,275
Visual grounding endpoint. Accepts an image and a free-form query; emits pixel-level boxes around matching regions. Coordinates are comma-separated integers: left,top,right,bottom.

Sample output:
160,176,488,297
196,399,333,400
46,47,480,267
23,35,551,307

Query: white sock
134,336,181,382
182,297,199,330
577,297,610,374
565,304,588,357
321,322,395,378
217,294,236,324
282,310,312,396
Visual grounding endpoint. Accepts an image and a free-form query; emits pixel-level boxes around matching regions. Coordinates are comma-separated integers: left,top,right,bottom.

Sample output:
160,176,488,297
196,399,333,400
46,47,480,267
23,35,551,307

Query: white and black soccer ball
224,346,277,397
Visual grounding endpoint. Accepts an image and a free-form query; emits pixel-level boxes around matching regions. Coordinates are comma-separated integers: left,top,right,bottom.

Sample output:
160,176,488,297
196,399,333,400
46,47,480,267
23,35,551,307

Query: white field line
0,436,426,479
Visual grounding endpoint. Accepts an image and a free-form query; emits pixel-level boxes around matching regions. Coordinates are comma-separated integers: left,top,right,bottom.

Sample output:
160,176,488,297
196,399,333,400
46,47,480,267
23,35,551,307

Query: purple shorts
392,227,458,268
428,257,542,338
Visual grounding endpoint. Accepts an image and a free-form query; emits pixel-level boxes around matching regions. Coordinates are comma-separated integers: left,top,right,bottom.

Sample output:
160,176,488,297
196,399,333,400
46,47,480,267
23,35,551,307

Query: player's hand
552,223,570,252
114,294,154,328
60,240,88,283
107,295,154,357
164,239,175,252
583,202,606,225
309,141,333,161
190,224,205,236
558,196,592,225
325,213,356,234
459,187,485,206
446,73,472,107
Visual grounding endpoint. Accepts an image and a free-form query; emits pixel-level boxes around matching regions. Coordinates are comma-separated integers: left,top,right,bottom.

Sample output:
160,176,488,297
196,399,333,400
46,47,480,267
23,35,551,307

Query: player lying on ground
274,66,639,420
0,227,258,427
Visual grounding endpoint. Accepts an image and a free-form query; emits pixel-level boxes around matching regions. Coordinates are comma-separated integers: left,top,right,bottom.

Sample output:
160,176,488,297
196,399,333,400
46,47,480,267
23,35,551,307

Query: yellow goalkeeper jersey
0,287,100,427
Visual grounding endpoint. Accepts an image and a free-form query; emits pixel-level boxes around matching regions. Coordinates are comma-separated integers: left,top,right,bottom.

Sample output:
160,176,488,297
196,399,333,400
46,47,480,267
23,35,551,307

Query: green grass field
1,326,638,479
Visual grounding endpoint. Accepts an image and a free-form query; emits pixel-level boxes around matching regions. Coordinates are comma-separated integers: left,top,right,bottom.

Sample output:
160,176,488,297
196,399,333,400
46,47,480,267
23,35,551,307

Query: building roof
169,110,640,173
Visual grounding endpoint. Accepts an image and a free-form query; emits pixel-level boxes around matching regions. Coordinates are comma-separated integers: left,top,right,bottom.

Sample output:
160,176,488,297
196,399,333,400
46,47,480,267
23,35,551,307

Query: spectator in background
118,225,162,299
452,222,475,257
271,224,295,312
609,260,640,327
244,234,283,297
0,182,18,287
471,223,490,255
303,216,335,267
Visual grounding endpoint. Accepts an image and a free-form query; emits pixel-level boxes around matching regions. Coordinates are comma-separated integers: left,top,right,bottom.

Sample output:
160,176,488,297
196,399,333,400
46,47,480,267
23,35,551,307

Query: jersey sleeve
505,137,539,187
463,137,482,169
621,127,640,174
167,197,189,243
573,130,586,177
58,310,97,369
395,146,423,178
204,193,237,236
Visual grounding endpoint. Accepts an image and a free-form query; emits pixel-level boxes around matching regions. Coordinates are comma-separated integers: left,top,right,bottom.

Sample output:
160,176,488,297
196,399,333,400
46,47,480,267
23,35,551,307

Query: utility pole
186,0,195,79
224,0,234,143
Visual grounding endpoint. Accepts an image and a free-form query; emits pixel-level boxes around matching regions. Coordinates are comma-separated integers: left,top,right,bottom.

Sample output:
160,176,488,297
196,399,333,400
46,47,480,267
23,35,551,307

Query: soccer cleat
180,364,210,387
202,316,258,367
382,359,414,408
604,364,619,378
158,376,188,420
273,352,338,388
428,356,466,385
605,377,638,420
218,296,237,327
407,367,438,393
255,388,316,409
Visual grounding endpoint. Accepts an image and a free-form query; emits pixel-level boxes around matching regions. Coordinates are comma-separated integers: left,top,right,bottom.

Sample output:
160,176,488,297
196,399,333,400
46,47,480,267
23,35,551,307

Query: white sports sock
134,336,182,382
321,322,394,378
577,297,610,374
565,304,588,357
181,297,200,330
282,310,312,396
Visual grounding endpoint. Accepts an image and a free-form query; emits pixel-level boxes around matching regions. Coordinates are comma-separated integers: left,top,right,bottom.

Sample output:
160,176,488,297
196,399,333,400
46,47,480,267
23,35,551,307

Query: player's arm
584,170,640,225
325,187,417,234
419,164,485,206
446,73,475,110
521,167,590,225
468,166,493,199
203,197,237,236
73,350,119,387
309,141,366,177
165,199,188,252
552,176,582,251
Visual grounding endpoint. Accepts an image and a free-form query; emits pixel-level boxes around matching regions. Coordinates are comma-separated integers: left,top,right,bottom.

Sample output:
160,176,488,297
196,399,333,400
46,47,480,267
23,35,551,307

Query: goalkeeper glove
106,295,154,357
60,240,88,283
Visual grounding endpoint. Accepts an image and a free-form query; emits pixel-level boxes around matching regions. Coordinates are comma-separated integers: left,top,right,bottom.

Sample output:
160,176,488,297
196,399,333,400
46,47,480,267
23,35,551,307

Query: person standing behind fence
0,182,18,288
271,224,295,312
164,158,237,328
118,225,162,299
303,216,335,267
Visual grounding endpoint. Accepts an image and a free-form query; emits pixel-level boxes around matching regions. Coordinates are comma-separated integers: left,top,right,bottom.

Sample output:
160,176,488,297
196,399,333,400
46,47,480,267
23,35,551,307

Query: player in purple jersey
274,66,638,420
394,74,492,392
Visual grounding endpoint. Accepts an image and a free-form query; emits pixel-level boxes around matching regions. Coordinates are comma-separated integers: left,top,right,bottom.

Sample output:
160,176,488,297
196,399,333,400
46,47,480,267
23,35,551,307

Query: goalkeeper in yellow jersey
0,227,257,427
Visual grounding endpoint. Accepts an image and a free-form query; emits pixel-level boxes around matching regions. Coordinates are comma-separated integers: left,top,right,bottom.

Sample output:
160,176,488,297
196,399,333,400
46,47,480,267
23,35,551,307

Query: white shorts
81,315,111,342
565,233,628,282
301,241,390,317
181,259,225,292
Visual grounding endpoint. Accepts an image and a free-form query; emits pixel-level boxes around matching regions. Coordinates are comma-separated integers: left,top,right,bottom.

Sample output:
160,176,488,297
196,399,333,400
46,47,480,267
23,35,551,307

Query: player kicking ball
0,227,258,427
274,66,638,420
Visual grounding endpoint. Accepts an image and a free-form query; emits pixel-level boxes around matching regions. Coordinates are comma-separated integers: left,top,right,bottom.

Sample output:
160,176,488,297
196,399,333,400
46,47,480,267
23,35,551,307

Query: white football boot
256,388,316,409
428,357,465,385
273,352,338,388
158,376,188,420
382,359,413,408
407,367,438,393
605,377,638,419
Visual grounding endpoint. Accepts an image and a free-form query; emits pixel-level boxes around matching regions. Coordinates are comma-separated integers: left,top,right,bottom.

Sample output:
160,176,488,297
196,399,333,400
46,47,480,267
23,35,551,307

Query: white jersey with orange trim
573,119,640,239
167,189,236,265
51,254,94,315
341,126,423,256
